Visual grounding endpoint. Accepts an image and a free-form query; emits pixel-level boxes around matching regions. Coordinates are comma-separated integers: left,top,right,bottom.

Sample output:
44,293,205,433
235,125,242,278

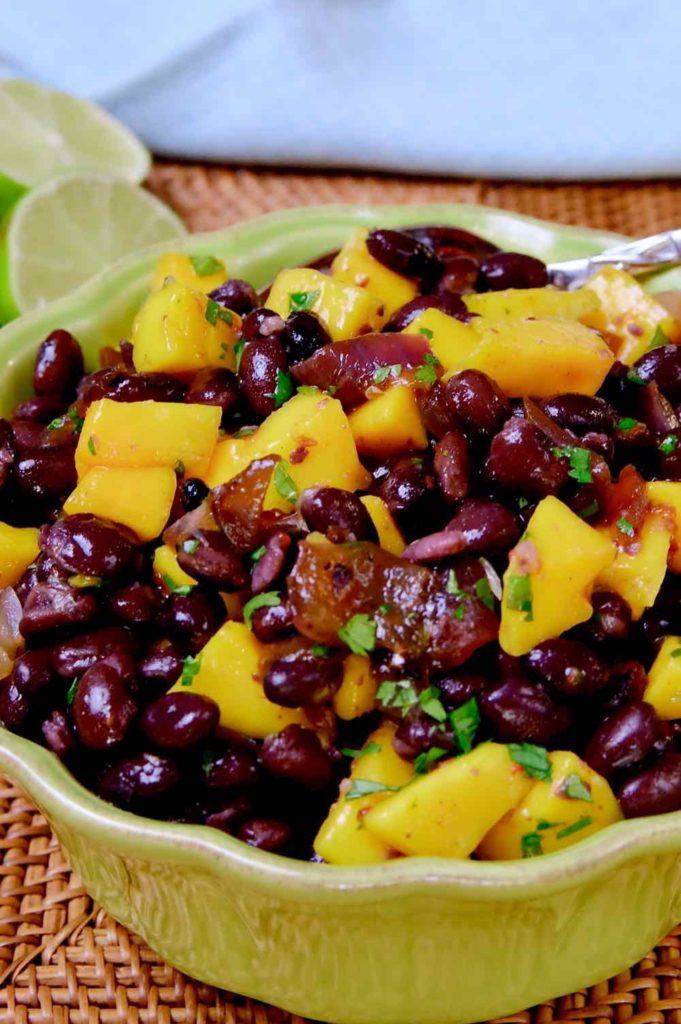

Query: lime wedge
0,173,186,320
0,80,151,212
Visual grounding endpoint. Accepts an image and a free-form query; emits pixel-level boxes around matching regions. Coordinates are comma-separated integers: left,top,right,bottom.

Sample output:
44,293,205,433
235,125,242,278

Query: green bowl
2,204,681,1024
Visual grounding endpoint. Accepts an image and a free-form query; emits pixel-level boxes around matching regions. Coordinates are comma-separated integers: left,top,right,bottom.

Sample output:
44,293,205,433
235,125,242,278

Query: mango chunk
314,723,413,865
499,497,614,657
447,319,614,398
0,522,39,589
331,228,417,317
64,466,176,543
582,266,679,364
333,654,377,720
645,636,681,720
595,512,671,620
403,309,480,372
132,278,240,375
76,399,221,479
153,544,197,591
169,621,307,738
363,742,533,859
359,495,406,555
464,286,600,324
204,392,371,509
151,251,227,295
478,750,621,859
267,267,383,341
348,384,427,457
647,480,681,572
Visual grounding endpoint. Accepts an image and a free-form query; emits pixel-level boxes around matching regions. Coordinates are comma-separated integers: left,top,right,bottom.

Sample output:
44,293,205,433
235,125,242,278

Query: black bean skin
208,279,258,316
300,487,376,543
41,514,139,578
72,664,137,751
34,329,84,398
262,725,332,789
478,252,548,291
526,639,608,695
264,650,343,708
366,229,443,288
141,692,219,750
99,752,179,804
584,701,659,779
619,753,681,818
480,676,570,745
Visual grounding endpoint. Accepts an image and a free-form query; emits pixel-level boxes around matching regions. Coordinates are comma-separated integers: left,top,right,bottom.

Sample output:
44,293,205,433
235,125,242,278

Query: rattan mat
3,163,681,1024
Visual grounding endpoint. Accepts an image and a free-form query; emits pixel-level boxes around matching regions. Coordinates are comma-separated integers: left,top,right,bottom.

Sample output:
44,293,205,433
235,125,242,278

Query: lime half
0,80,151,214
0,173,186,320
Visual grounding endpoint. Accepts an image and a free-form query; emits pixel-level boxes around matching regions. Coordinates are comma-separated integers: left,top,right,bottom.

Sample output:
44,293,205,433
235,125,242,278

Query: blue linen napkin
0,0,678,179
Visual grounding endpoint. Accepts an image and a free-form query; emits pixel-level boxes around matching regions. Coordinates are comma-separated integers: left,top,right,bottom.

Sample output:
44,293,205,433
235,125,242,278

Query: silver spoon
548,228,681,290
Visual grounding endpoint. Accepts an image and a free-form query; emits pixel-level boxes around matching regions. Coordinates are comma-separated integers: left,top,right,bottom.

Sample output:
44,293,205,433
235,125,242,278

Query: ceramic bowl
1,204,681,1024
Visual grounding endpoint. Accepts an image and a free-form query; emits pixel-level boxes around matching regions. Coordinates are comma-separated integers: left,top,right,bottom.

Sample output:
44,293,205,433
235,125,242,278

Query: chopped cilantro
556,816,592,840
296,385,320,396
518,497,529,509
627,368,645,385
450,697,480,754
537,819,559,831
87,435,97,456
509,742,552,781
289,289,320,313
454,604,465,621
201,746,217,776
250,544,267,563
180,654,201,687
373,363,402,385
181,538,200,555
175,459,186,475
270,369,294,409
66,677,79,707
446,569,466,598
243,591,281,629
672,648,681,659
338,613,376,656
552,445,592,484
190,254,223,277
562,773,593,802
340,741,382,760
418,327,434,340
617,417,638,431
48,406,84,433
418,686,447,723
378,603,392,615
414,352,440,385
414,746,447,774
162,573,194,596
474,577,495,611
649,325,670,350
578,499,600,520
47,416,64,432
234,338,246,371
205,298,234,327
311,644,332,657
376,679,419,714
273,460,298,505
660,433,678,455
521,831,543,858
233,424,257,439
346,779,403,801
617,515,635,537
506,573,533,622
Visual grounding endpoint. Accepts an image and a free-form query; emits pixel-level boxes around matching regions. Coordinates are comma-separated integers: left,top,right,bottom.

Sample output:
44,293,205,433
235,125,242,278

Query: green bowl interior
2,201,681,893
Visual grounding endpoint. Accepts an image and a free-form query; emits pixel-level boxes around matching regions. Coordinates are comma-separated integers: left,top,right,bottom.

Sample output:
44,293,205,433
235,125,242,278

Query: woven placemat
3,163,681,1023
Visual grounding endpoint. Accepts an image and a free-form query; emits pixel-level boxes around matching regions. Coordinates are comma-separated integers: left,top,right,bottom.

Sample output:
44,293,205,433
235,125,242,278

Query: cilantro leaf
233,424,256,439
289,289,320,313
418,685,447,723
521,831,543,858
162,573,194,596
243,591,281,629
578,499,600,520
508,742,552,780
234,338,245,371
376,679,419,714
649,324,670,350
66,677,79,707
617,417,638,431
562,773,593,802
373,363,402,385
338,613,376,655
273,460,298,505
418,327,434,340
660,433,678,455
180,654,201,687
414,746,447,774
450,697,480,754
340,741,382,760
414,353,440,385
617,515,635,537
181,538,200,555
87,435,97,456
552,445,592,484
270,369,294,409
627,368,645,385
311,643,331,657
474,577,495,611
555,815,592,840
190,254,223,277
250,545,267,563
672,648,681,659
506,573,533,622
346,779,403,801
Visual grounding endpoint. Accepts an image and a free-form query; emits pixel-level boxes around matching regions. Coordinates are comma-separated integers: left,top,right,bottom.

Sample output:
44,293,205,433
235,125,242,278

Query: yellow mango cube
204,391,371,509
151,251,227,295
348,384,427,457
331,228,417,317
595,513,671,620
403,309,480,372
132,278,240,375
464,286,600,324
645,636,681,720
647,480,681,572
64,466,176,543
363,742,533,859
477,750,621,859
499,497,614,657
267,267,383,341
333,654,377,720
450,319,614,398
359,495,406,555
76,399,221,479
582,266,679,364
153,544,197,590
169,621,307,738
314,723,414,865
0,522,39,589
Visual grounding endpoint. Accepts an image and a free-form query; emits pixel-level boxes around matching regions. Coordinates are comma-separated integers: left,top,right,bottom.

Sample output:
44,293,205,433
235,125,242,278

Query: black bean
619,753,681,818
108,582,159,624
237,817,291,851
72,663,137,750
250,600,295,642
442,369,511,438
384,293,468,332
581,592,632,646
436,257,480,295
526,638,608,695
262,725,332,789
251,532,292,594
631,346,681,399
392,707,449,760
138,640,184,691
584,701,659,779
300,487,376,543
284,311,331,363
141,692,219,750
540,394,617,435
204,748,259,789
0,677,29,729
403,225,498,260
20,582,98,637
11,648,54,694
240,307,286,345
433,430,470,502
208,278,259,316
446,498,520,555
478,252,548,291
486,417,569,496
78,368,186,406
42,709,73,758
52,626,135,679
186,368,240,419
13,395,66,424
34,329,84,398
181,477,209,511
264,649,343,708
175,530,248,590
437,671,487,708
366,228,443,287
204,795,253,832
480,676,570,745
156,589,225,653
99,752,179,803
14,446,77,500
42,514,139,578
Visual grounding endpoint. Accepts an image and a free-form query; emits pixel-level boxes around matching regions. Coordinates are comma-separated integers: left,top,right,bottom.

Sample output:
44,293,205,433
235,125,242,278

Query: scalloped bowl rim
0,200,679,904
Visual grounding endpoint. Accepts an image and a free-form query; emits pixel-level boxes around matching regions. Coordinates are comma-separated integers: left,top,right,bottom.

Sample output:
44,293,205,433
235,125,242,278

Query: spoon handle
548,228,681,289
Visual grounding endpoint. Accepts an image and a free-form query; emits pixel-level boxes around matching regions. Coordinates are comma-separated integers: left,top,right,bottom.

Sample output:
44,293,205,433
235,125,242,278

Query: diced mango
348,384,427,457
403,309,480,372
477,750,621,859
647,480,681,572
359,495,406,555
333,655,377,720
151,251,227,295
267,267,383,342
76,399,221,479
645,636,681,720
363,742,533,859
169,621,307,738
153,544,197,590
464,286,600,324
0,522,39,589
131,278,240,375
499,497,614,657
595,513,671,620
204,392,371,509
331,228,417,317
64,466,176,543
582,266,680,364
314,723,413,865
447,319,614,398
